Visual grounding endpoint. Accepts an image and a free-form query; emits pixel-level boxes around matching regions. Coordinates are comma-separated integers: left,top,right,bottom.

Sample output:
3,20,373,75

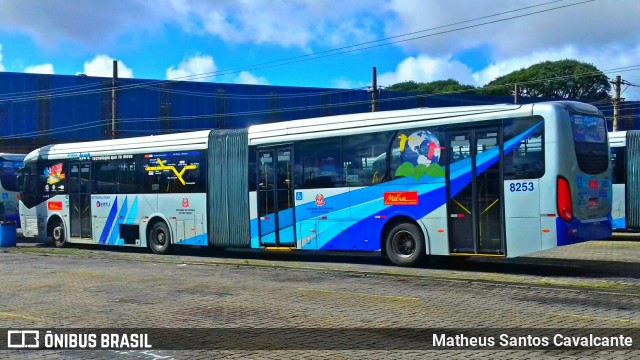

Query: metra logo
96,201,111,208
47,201,63,211
384,191,419,205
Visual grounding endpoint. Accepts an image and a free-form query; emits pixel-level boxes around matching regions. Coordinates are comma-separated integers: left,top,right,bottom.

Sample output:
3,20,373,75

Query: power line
0,0,595,103
2,63,638,140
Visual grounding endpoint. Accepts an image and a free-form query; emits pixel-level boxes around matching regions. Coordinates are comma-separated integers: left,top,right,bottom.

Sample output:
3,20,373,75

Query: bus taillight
557,176,573,222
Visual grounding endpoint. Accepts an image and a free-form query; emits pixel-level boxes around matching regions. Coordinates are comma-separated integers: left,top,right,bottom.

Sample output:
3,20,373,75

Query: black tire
148,222,172,255
385,222,425,267
50,219,66,248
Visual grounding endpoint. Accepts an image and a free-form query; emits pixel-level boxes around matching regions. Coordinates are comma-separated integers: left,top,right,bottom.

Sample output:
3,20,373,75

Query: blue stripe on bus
99,197,118,244
108,196,128,245
556,215,612,246
176,233,207,245
125,196,138,224
612,217,626,229
251,122,543,250
315,123,541,251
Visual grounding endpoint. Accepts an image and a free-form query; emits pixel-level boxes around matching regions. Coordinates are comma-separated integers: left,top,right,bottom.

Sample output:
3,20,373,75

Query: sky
0,0,639,100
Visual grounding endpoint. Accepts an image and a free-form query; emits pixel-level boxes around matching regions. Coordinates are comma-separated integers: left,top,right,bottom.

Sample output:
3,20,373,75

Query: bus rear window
571,115,606,143
570,114,608,174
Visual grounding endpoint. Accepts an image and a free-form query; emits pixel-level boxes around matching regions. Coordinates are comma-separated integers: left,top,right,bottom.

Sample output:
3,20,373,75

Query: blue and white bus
18,101,612,266
0,153,26,225
609,130,640,231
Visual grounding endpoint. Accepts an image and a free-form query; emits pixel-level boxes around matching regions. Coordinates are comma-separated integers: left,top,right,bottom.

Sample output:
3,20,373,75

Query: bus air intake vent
207,129,250,247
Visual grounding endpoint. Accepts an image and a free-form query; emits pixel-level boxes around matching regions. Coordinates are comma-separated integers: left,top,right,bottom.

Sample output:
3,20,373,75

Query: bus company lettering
384,191,419,205
96,201,111,208
47,201,63,211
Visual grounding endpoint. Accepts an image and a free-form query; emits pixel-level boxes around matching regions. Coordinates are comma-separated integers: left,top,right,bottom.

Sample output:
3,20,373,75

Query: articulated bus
0,153,26,224
18,101,612,266
609,130,640,230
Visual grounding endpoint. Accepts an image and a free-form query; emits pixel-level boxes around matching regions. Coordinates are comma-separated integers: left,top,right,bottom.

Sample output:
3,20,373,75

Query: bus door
69,162,92,239
257,147,296,247
447,127,504,255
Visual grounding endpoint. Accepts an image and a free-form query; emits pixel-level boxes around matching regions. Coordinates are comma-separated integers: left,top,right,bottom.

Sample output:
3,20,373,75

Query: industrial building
0,72,637,154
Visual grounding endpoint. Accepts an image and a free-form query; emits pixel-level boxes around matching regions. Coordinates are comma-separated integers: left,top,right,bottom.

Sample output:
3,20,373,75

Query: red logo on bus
47,201,63,211
384,191,419,205
182,198,189,208
315,194,325,207
589,180,598,189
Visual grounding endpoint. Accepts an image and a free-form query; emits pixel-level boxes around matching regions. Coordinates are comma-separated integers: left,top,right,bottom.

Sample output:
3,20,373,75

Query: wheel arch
144,214,173,246
46,214,66,238
379,214,429,256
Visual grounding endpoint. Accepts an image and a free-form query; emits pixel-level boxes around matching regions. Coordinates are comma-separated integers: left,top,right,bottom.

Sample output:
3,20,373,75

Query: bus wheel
149,222,172,255
51,220,66,248
385,222,425,267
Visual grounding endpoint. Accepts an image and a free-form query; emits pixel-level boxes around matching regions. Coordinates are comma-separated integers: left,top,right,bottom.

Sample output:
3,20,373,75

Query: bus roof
24,130,211,161
24,100,602,161
247,101,601,145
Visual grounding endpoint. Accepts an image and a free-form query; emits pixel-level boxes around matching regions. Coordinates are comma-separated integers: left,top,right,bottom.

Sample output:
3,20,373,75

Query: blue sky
1,0,639,101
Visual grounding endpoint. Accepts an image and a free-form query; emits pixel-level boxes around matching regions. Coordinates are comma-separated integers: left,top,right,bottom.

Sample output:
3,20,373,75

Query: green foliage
395,162,414,178
425,163,445,178
386,79,476,94
480,59,611,100
386,59,611,101
394,162,445,180
413,164,428,181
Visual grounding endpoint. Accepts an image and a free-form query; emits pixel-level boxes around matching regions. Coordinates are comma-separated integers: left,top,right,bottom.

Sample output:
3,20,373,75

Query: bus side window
342,132,392,186
297,138,342,188
503,117,545,180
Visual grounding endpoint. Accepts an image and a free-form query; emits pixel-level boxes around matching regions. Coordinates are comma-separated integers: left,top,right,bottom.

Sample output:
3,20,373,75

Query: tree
386,79,476,94
481,59,611,100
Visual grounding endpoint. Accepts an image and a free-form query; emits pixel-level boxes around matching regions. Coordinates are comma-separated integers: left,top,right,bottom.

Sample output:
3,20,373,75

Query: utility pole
370,67,378,112
111,60,118,139
612,75,621,131
514,84,519,105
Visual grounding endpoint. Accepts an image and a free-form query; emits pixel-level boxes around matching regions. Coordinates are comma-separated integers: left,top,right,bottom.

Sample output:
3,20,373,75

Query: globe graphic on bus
401,130,441,166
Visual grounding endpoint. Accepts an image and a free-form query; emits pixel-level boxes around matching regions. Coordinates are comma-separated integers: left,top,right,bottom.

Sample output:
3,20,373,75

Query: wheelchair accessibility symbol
295,192,303,201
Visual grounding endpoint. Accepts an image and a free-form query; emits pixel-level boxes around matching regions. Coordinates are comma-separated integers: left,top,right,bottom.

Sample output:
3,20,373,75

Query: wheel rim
53,226,63,243
391,230,416,258
153,229,166,247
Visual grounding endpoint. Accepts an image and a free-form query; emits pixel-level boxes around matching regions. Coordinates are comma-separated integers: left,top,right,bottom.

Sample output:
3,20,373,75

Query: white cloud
235,71,268,85
332,77,366,89
0,43,4,71
0,0,388,50
385,1,640,59
190,0,386,48
0,0,175,48
24,63,54,74
377,55,475,88
166,55,216,81
83,55,133,78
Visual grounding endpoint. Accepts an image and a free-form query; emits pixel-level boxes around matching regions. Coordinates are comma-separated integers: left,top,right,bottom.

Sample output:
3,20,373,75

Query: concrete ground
0,233,639,359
